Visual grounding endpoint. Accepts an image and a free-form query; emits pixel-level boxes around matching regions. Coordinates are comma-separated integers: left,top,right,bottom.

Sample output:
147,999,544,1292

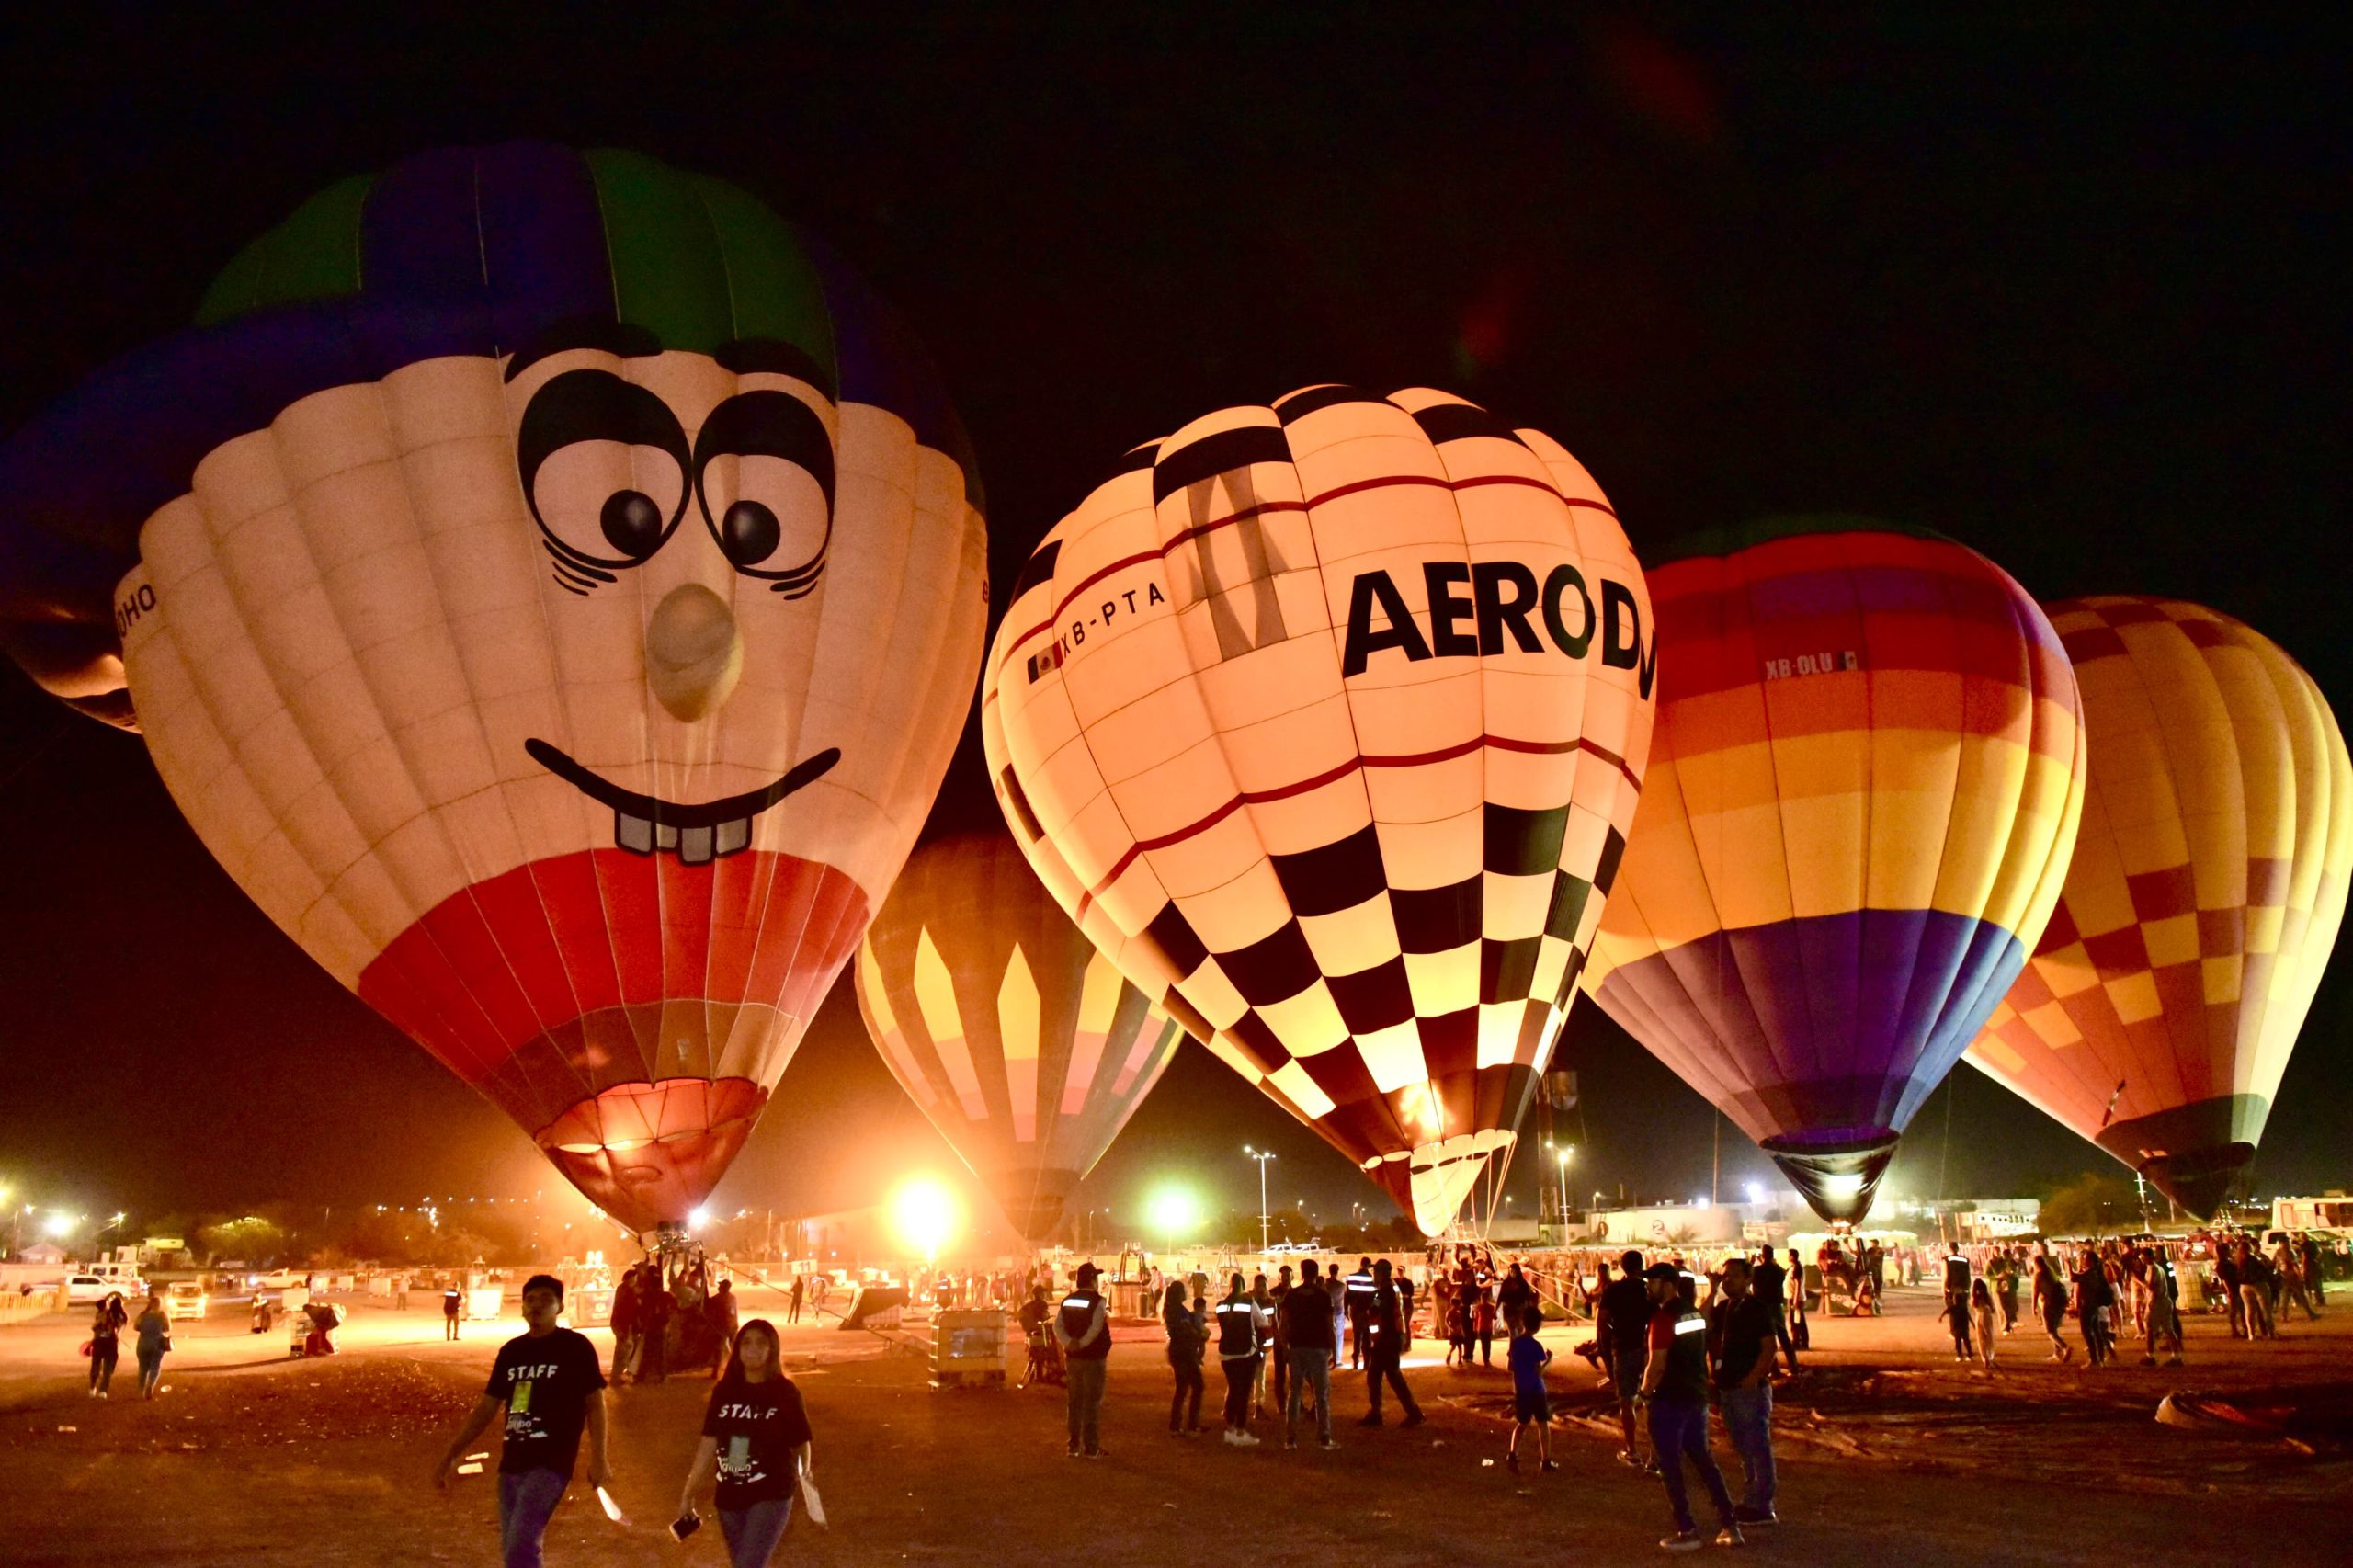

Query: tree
196,1214,290,1266
2039,1170,2143,1236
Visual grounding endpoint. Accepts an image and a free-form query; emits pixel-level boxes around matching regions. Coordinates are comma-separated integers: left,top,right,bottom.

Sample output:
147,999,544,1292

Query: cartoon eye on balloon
0,143,990,1234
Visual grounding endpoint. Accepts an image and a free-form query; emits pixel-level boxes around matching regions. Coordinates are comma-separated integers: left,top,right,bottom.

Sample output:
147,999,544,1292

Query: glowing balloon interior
983,385,1654,1235
0,144,988,1232
1966,597,2349,1218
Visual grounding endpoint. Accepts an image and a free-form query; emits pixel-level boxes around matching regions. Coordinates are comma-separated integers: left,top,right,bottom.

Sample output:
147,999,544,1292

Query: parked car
65,1271,146,1305
165,1281,209,1321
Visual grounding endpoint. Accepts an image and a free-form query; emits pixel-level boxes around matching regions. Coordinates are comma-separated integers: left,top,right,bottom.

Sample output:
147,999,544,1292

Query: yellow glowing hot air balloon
983,385,1654,1233
1967,597,2350,1217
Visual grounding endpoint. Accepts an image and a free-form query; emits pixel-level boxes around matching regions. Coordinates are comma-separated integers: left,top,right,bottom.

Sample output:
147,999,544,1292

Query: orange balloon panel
1966,597,2350,1218
854,833,1185,1243
983,386,1654,1235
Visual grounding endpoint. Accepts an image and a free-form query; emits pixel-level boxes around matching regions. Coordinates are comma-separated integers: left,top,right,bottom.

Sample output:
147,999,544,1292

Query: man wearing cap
433,1274,613,1568
1053,1263,1112,1458
1638,1263,1739,1552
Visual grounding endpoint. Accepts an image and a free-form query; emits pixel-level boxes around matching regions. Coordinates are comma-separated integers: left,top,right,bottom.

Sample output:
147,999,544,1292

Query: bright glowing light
1556,1145,1573,1167
1745,1181,1765,1203
41,1212,74,1239
1820,1173,1866,1201
1147,1186,1202,1243
688,1207,710,1232
889,1176,962,1260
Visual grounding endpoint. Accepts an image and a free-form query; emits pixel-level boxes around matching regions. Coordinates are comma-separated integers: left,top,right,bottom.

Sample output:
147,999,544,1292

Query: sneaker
1283,1438,1298,1450
1232,1432,1260,1448
1660,1529,1706,1553
1540,1459,1561,1473
1084,1448,1107,1460
1318,1437,1340,1450
1732,1506,1777,1526
1222,1430,1238,1445
1617,1449,1644,1468
1067,1445,1082,1459
1713,1524,1746,1548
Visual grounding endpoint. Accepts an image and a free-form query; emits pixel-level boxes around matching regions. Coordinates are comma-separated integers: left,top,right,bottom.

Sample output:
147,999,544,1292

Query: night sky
0,13,2344,1233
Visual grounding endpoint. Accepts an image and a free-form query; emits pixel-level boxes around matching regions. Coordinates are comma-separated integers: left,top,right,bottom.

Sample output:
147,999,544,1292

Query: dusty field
4,1282,2345,1566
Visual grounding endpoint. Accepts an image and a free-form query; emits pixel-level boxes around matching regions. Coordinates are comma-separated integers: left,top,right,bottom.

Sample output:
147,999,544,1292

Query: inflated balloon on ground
1967,597,2349,1218
984,385,1654,1234
0,143,988,1232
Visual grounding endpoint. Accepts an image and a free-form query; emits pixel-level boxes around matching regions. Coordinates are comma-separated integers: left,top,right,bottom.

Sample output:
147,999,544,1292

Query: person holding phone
676,1319,812,1566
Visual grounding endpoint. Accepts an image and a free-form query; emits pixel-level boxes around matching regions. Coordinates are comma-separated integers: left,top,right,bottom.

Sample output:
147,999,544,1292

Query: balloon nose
644,584,744,722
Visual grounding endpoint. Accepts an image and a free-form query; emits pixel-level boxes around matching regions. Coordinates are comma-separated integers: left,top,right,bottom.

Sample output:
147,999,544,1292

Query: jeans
1269,1337,1290,1411
1066,1357,1107,1453
1167,1352,1203,1430
496,1466,570,1568
89,1342,118,1393
1718,1384,1776,1515
135,1345,165,1397
1222,1357,1257,1429
1648,1396,1734,1534
719,1496,794,1568
1287,1348,1333,1443
1364,1348,1420,1422
1763,1302,1797,1367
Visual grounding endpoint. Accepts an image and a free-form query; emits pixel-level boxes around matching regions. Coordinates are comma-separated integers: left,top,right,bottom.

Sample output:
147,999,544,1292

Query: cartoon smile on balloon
0,144,988,1232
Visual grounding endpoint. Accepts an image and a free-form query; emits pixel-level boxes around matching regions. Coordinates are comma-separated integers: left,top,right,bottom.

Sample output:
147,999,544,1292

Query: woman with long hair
1163,1280,1206,1436
87,1291,127,1397
132,1291,171,1399
2031,1255,2073,1363
676,1320,813,1567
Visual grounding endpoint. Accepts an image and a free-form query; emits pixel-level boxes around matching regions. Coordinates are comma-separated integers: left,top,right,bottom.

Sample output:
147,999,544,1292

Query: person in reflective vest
1345,1259,1376,1369
1214,1273,1265,1446
1358,1258,1423,1427
1640,1263,1740,1551
1053,1263,1111,1459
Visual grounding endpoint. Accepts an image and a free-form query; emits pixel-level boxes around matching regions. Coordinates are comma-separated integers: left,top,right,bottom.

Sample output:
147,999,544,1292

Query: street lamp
1244,1146,1276,1255
1555,1144,1574,1226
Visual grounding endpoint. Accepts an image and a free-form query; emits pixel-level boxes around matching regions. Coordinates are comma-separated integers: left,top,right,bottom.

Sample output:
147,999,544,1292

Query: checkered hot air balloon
0,145,989,1233
983,385,1655,1236
1966,598,2349,1220
853,833,1187,1244
1580,517,2087,1223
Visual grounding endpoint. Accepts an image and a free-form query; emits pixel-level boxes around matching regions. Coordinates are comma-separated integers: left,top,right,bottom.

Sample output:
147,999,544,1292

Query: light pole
1555,1145,1574,1230
1244,1147,1275,1255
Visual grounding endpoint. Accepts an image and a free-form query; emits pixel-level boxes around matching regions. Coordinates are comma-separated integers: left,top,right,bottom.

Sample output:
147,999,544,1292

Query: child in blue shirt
1506,1303,1558,1473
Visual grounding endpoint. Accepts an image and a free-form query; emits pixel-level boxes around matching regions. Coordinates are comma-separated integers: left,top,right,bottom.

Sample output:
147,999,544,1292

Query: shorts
1609,1347,1645,1392
1514,1390,1551,1424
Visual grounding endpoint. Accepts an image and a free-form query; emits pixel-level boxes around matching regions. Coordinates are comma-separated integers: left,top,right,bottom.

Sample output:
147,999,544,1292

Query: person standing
2141,1249,2185,1367
2270,1234,2319,1323
1471,1275,1498,1368
1991,1249,2020,1335
2235,1241,2277,1340
87,1291,126,1398
675,1320,811,1568
1749,1247,1796,1375
1358,1258,1424,1427
2030,1254,2073,1362
1345,1258,1375,1370
433,1274,613,1568
1968,1280,1998,1372
2296,1232,2325,1312
1938,1290,1975,1363
2073,1247,2115,1365
445,1279,466,1343
708,1281,740,1379
1249,1272,1277,1418
607,1272,638,1383
1266,1265,1293,1420
1279,1259,1337,1450
1215,1273,1265,1446
1055,1263,1111,1458
1642,1264,1741,1551
132,1291,171,1400
641,1273,676,1384
1505,1304,1557,1474
1162,1279,1206,1436
1707,1258,1776,1529
786,1275,804,1325
1595,1252,1653,1468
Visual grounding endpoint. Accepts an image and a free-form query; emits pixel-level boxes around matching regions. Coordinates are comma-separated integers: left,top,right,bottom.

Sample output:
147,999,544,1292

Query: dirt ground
5,1278,2346,1566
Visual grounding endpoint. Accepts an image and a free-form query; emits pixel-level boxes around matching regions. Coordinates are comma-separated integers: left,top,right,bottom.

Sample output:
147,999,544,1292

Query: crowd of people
607,1256,740,1385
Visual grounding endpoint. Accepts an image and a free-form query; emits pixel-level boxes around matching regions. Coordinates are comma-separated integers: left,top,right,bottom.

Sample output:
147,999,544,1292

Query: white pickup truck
64,1267,146,1304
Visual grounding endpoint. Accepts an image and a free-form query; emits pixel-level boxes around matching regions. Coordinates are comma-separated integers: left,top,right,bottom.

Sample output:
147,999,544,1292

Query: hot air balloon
1580,517,2086,1221
1966,597,2349,1218
0,144,988,1233
852,833,1187,1242
983,386,1655,1234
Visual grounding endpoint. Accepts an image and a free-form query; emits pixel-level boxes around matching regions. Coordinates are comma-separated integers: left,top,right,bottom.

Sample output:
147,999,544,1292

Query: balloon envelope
853,833,1186,1243
0,144,988,1231
1966,597,2349,1218
983,386,1654,1234
1581,517,2086,1221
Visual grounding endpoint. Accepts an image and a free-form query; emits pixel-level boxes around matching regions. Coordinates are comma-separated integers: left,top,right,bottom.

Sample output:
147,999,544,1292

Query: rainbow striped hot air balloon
1581,517,2085,1221
1967,597,2350,1218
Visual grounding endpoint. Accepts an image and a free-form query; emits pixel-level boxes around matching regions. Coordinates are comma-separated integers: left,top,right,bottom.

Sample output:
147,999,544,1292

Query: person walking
1992,1249,2021,1335
1055,1263,1112,1458
87,1291,127,1398
1938,1289,1974,1363
1358,1258,1424,1428
2031,1254,2074,1363
433,1274,613,1568
2297,1232,2325,1312
1968,1279,1998,1372
1215,1273,1265,1446
1707,1258,1776,1529
2073,1247,2114,1365
445,1279,465,1342
1505,1303,1558,1474
786,1275,804,1325
1279,1259,1337,1450
132,1291,171,1400
1643,1263,1741,1552
1162,1279,1206,1437
1596,1252,1653,1468
1345,1258,1375,1370
707,1281,740,1380
2270,1234,2319,1323
675,1320,811,1568
2141,1249,2185,1367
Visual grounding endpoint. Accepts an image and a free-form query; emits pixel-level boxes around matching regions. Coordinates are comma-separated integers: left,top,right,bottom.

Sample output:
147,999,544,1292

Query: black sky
0,11,2345,1233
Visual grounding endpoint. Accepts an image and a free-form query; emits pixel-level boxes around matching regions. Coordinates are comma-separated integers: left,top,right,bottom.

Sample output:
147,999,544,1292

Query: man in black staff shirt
1593,1251,1652,1469
434,1274,613,1568
1053,1262,1111,1458
1709,1257,1779,1528
1279,1259,1338,1450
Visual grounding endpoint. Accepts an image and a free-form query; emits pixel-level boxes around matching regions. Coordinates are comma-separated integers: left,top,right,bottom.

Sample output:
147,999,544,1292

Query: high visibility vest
1346,1271,1374,1304
1215,1298,1260,1358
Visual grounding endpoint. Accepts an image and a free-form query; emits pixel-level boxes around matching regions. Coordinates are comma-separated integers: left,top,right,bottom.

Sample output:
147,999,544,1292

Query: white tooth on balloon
655,822,679,851
678,824,715,866
616,812,654,855
715,818,751,857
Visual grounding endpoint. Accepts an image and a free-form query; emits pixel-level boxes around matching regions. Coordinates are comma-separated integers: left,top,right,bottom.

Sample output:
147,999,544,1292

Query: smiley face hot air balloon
852,833,1187,1243
0,144,988,1233
1966,598,2349,1218
984,386,1654,1234
1580,517,2086,1221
